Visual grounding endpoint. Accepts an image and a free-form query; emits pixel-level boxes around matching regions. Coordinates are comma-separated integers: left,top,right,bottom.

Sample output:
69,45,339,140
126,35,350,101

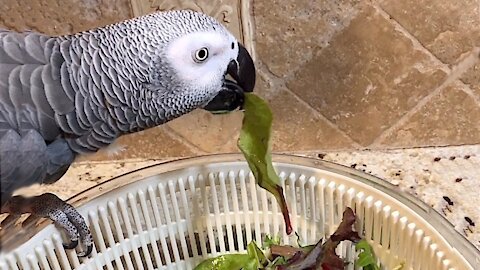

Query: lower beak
204,43,256,113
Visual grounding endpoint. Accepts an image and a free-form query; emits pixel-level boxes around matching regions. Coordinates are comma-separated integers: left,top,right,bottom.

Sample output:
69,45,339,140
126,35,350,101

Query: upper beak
204,43,256,113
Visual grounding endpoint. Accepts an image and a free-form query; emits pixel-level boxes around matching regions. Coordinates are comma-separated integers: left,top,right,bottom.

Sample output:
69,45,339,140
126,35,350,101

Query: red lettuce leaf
279,207,360,270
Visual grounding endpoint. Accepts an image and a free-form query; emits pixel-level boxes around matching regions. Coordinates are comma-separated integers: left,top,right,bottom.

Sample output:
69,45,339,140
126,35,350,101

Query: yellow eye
194,47,209,62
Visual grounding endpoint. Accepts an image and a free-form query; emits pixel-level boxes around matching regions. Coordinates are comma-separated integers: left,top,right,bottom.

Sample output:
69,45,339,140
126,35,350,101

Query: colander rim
3,153,478,268
63,153,480,267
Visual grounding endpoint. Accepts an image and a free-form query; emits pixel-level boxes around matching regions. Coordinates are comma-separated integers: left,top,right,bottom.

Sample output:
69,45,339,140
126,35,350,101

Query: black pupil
231,42,235,49
198,49,207,59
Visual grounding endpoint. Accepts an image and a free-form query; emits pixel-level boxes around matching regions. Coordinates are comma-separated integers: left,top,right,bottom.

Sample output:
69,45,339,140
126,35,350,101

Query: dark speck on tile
455,177,463,182
449,156,456,160
434,157,441,162
350,163,357,168
443,196,454,206
464,155,471,159
465,216,475,226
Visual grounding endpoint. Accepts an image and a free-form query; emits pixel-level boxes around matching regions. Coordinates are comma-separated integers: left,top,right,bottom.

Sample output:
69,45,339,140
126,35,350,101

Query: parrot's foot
1,193,93,257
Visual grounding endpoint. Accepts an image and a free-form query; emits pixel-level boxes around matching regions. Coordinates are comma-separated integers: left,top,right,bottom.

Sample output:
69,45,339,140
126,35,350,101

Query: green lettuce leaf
193,241,267,270
193,254,252,270
237,93,292,235
355,239,380,270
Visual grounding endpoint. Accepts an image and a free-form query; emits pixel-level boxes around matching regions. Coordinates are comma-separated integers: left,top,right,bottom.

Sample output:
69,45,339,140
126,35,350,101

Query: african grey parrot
0,10,256,256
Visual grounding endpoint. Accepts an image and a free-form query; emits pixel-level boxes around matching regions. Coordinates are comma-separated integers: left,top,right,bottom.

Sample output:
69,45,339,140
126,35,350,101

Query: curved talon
63,240,78,249
77,244,93,258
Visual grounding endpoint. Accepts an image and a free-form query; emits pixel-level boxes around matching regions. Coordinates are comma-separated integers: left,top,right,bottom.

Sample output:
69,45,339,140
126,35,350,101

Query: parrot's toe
77,244,93,257
39,193,93,257
63,240,79,250
2,193,93,257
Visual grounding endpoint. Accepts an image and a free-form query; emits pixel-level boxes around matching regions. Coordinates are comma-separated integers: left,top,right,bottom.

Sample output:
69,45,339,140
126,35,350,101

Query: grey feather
83,97,100,124
3,36,28,63
24,33,47,63
37,112,60,141
74,93,90,129
42,64,75,114
30,67,54,116
60,63,76,101
54,113,73,134
65,111,87,134
86,133,108,149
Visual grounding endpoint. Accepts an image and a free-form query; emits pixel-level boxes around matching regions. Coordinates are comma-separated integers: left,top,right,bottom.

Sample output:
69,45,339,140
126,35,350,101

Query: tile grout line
278,143,480,157
460,83,480,106
369,4,479,146
258,2,461,149
370,48,480,146
284,87,364,148
458,48,480,106
255,2,478,149
252,1,367,83
252,2,387,148
162,125,209,155
372,3,449,71
257,60,363,148
263,64,364,148
279,3,368,84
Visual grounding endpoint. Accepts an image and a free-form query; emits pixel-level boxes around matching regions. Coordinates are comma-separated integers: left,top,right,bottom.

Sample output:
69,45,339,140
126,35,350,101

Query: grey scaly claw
64,203,93,257
2,193,93,257
40,193,93,257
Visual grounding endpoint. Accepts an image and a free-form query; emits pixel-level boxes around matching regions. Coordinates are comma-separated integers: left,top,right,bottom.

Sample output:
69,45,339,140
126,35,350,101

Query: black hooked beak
204,43,256,113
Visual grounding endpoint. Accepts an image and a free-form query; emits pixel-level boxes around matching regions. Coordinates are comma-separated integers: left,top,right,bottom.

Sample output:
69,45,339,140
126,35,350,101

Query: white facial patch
165,31,239,89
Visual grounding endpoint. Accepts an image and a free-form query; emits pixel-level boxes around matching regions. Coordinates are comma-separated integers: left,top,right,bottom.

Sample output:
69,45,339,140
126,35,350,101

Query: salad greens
274,207,361,270
194,242,267,270
237,93,292,235
193,208,385,270
193,94,400,269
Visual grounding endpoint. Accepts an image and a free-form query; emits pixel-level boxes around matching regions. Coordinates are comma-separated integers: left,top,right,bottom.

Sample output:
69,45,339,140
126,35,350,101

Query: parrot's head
134,10,256,117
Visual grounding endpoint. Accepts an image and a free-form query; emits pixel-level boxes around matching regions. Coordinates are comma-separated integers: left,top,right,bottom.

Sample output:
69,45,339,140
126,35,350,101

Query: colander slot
134,245,152,269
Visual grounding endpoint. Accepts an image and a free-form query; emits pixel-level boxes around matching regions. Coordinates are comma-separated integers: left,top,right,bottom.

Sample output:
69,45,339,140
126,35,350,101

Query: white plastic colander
0,154,479,270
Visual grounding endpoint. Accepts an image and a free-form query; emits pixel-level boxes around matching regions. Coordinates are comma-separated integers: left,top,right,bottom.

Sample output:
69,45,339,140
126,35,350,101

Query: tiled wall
1,0,479,162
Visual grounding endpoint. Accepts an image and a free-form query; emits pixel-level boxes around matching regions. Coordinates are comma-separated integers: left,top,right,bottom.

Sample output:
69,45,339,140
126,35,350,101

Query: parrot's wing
0,130,23,204
0,29,74,141
0,30,76,203
0,130,46,204
0,129,75,205
0,31,88,255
